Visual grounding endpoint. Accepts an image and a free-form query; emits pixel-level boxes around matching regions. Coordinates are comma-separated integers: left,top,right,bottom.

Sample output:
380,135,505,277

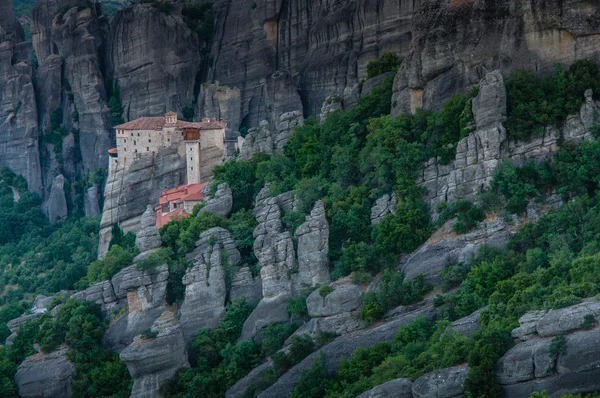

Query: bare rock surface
295,201,330,287
357,378,413,398
15,347,75,398
135,205,162,253
199,183,233,218
306,284,362,318
411,366,469,398
120,310,188,398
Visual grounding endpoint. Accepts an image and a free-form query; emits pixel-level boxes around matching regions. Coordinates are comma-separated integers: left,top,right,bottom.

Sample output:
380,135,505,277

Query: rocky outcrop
120,310,188,398
416,70,598,209
297,282,362,338
15,347,75,398
295,201,330,287
357,378,413,398
392,0,600,115
179,227,240,342
0,0,24,42
43,174,68,224
102,264,169,352
445,307,485,338
135,205,162,253
106,4,202,120
230,266,262,307
498,297,600,397
242,190,296,339
411,366,468,398
99,146,186,258
239,110,303,160
401,218,512,285
371,193,397,224
199,183,233,218
197,83,242,132
258,302,437,397
83,183,101,218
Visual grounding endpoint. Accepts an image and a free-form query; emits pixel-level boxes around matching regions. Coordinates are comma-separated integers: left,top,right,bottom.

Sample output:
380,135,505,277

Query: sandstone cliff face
392,0,600,115
106,4,202,120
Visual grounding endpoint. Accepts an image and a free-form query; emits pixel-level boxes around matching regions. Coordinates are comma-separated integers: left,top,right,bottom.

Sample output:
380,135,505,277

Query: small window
190,157,193,161
189,147,192,151
130,132,133,137
124,148,127,152
137,133,140,137
168,138,170,142
147,147,150,151
191,167,194,170
135,149,138,153
182,132,184,136
149,139,151,143
124,139,126,143
134,140,136,145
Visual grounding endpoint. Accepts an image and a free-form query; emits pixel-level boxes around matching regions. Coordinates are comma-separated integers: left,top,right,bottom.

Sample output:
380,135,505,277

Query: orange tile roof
114,117,227,131
107,148,118,154
159,183,208,205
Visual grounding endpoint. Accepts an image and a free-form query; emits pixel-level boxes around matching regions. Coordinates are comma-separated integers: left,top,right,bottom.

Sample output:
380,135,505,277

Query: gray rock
471,70,506,130
371,193,397,225
199,183,233,218
99,146,186,258
401,239,466,285
15,347,75,398
241,297,290,341
292,312,362,340
83,184,101,218
361,72,392,97
135,205,163,253
496,339,550,385
511,310,547,341
43,174,68,224
259,303,437,397
357,378,412,398
445,307,486,338
536,299,600,338
120,311,189,398
320,94,343,123
180,246,227,342
226,361,273,398
295,201,330,287
306,284,362,318
230,267,263,306
412,366,469,398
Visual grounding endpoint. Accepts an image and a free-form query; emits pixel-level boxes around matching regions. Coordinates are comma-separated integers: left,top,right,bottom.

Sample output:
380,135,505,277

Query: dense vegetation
0,298,131,397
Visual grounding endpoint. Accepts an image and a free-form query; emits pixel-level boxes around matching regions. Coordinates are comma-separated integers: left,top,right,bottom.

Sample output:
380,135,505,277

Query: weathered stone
43,174,67,224
412,366,469,398
230,267,262,306
135,205,163,253
371,193,397,224
15,348,75,398
401,239,466,285
120,311,188,398
199,183,233,218
320,94,343,123
445,307,486,338
496,339,549,385
471,70,506,130
536,299,600,338
258,303,437,397
226,361,273,398
357,378,413,398
511,310,547,341
180,241,227,342
306,284,362,318
295,201,330,287
83,183,101,218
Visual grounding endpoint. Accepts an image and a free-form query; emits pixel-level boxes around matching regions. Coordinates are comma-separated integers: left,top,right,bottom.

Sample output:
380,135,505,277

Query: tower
183,127,201,184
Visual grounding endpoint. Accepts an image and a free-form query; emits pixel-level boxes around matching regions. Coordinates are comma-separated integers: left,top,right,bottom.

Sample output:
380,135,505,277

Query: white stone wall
200,128,226,151
186,141,201,184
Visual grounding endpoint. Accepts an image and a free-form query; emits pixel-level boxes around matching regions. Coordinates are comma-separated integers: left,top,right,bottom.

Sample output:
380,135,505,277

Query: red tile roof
107,148,118,154
159,183,208,206
114,117,227,131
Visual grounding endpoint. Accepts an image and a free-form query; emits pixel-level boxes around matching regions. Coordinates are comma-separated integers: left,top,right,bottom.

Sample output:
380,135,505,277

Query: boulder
306,284,362,318
199,183,233,218
357,378,413,398
135,205,163,253
401,239,466,285
295,201,330,287
411,366,469,398
444,307,486,338
496,339,551,385
120,311,189,398
536,299,600,338
511,310,547,341
15,348,75,398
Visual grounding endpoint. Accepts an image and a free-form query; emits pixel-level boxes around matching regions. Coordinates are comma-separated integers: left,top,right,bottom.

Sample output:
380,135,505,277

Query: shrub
290,353,329,398
141,329,158,340
319,285,334,298
366,52,403,79
580,314,597,330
